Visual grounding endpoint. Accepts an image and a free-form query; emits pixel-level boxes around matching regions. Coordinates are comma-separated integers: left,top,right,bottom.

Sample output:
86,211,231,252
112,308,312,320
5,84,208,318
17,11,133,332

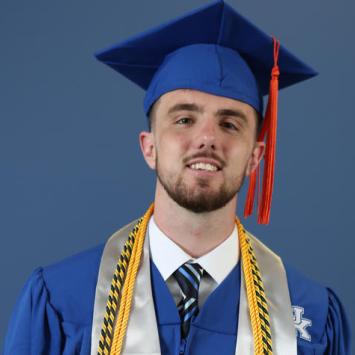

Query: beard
156,156,246,214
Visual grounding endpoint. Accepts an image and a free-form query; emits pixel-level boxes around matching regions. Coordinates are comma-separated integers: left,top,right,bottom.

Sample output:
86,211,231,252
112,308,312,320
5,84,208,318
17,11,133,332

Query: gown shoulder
4,244,105,355
285,264,351,354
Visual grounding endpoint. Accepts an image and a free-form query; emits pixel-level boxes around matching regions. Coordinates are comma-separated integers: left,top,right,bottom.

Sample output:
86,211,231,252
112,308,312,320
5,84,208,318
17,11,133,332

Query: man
4,1,351,354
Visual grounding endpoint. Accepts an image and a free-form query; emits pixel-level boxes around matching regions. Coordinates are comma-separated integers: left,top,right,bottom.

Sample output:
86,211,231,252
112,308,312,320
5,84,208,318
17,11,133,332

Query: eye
221,121,238,131
175,117,193,125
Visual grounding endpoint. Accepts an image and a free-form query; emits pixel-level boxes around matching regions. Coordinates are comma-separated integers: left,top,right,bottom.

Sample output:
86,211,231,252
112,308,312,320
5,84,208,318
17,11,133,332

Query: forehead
154,89,255,116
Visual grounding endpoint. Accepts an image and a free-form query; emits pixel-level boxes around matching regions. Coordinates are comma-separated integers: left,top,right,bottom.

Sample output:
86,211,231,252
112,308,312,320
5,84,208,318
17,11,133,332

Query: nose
195,119,217,150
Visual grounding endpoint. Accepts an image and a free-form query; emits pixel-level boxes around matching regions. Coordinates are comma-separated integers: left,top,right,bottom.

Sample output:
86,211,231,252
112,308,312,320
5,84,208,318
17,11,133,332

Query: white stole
91,220,296,355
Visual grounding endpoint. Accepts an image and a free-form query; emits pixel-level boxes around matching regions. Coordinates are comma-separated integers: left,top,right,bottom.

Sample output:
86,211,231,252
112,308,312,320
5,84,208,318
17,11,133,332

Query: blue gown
4,244,351,354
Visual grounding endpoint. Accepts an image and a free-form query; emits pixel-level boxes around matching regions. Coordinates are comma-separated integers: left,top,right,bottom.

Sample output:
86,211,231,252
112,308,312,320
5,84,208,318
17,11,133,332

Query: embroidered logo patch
292,306,312,341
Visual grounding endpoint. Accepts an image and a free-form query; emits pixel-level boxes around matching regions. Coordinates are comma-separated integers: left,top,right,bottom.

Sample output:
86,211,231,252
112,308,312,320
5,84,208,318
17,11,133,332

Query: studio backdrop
1,0,354,352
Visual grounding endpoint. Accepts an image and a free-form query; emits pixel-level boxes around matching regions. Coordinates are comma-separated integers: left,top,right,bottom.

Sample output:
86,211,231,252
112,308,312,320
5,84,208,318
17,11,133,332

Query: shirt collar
148,215,239,285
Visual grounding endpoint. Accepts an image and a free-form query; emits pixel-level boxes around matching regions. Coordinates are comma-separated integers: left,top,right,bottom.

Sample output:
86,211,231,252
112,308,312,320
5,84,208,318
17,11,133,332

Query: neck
153,182,237,258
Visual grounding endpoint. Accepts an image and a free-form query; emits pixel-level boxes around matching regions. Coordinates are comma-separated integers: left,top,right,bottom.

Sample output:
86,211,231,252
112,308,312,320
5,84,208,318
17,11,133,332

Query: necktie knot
173,262,204,338
173,262,203,298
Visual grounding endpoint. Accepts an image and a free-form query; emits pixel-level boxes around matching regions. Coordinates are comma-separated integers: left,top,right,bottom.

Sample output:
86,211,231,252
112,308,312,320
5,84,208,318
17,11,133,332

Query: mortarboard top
95,0,317,116
95,0,318,224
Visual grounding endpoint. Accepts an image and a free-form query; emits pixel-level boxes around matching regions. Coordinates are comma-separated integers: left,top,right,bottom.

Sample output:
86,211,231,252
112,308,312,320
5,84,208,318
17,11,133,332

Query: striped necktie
173,262,204,338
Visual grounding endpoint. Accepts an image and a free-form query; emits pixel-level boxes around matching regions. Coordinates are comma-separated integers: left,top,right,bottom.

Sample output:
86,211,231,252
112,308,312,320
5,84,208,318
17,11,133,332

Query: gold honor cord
98,204,273,355
98,218,143,355
237,219,273,354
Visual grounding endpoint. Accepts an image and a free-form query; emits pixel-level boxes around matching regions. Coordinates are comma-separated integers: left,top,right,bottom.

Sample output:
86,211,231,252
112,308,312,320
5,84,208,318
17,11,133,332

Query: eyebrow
167,103,203,115
167,103,248,125
215,108,248,125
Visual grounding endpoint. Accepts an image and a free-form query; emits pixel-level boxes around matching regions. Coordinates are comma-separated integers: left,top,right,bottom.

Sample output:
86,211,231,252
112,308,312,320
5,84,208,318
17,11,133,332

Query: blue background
1,0,354,352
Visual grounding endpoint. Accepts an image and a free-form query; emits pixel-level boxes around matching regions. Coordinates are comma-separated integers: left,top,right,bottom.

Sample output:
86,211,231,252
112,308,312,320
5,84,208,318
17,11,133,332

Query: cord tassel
244,37,280,224
244,168,257,217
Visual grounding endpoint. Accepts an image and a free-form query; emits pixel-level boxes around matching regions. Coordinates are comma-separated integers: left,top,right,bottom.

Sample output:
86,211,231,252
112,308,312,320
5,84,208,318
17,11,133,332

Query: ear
139,131,156,170
246,141,265,176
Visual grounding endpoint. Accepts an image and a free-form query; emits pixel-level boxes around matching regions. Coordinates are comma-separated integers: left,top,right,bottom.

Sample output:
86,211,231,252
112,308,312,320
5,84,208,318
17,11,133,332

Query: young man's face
140,89,264,213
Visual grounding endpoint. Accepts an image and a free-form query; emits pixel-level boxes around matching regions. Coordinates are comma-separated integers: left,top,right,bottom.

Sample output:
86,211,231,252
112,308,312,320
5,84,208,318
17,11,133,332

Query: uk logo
292,306,312,341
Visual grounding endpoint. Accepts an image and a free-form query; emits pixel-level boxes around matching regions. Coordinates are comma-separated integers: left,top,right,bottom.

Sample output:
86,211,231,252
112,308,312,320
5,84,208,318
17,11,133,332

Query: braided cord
97,220,142,355
237,218,273,355
98,206,273,355
110,204,154,354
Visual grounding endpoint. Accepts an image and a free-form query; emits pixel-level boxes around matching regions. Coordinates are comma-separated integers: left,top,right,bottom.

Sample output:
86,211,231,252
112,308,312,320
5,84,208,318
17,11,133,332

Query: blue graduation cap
95,0,317,224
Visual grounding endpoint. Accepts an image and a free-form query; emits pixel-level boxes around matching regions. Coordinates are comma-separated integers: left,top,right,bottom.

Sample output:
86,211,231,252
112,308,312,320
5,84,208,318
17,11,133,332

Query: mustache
183,151,225,168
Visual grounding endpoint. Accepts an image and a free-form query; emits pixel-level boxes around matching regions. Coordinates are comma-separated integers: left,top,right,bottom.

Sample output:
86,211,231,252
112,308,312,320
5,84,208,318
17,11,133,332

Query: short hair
147,104,156,132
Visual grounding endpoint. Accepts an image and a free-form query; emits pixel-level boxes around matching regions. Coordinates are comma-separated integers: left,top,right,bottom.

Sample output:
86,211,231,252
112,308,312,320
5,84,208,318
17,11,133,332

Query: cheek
159,131,189,158
225,139,254,170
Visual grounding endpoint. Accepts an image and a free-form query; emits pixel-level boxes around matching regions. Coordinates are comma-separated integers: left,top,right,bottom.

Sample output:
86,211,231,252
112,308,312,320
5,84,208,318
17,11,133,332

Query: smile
188,162,219,172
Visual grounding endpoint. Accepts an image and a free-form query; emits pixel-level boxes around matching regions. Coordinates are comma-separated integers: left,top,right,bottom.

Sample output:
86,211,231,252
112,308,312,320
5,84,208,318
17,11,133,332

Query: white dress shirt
148,215,240,307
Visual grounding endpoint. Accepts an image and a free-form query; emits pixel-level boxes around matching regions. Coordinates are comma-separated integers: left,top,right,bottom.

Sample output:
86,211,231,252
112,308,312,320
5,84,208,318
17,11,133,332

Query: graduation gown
4,241,351,354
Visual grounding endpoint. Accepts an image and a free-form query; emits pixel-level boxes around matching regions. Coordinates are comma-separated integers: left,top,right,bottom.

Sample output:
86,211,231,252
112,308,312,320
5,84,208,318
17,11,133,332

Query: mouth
187,162,220,172
185,157,223,176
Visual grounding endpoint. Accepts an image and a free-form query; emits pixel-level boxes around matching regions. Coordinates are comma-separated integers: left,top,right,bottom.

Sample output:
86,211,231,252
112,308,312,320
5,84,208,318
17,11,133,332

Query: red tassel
243,163,261,218
244,37,280,225
244,168,257,217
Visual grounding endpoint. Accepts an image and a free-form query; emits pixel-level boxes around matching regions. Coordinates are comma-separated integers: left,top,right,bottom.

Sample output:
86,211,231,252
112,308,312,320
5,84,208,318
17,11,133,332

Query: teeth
190,162,218,171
